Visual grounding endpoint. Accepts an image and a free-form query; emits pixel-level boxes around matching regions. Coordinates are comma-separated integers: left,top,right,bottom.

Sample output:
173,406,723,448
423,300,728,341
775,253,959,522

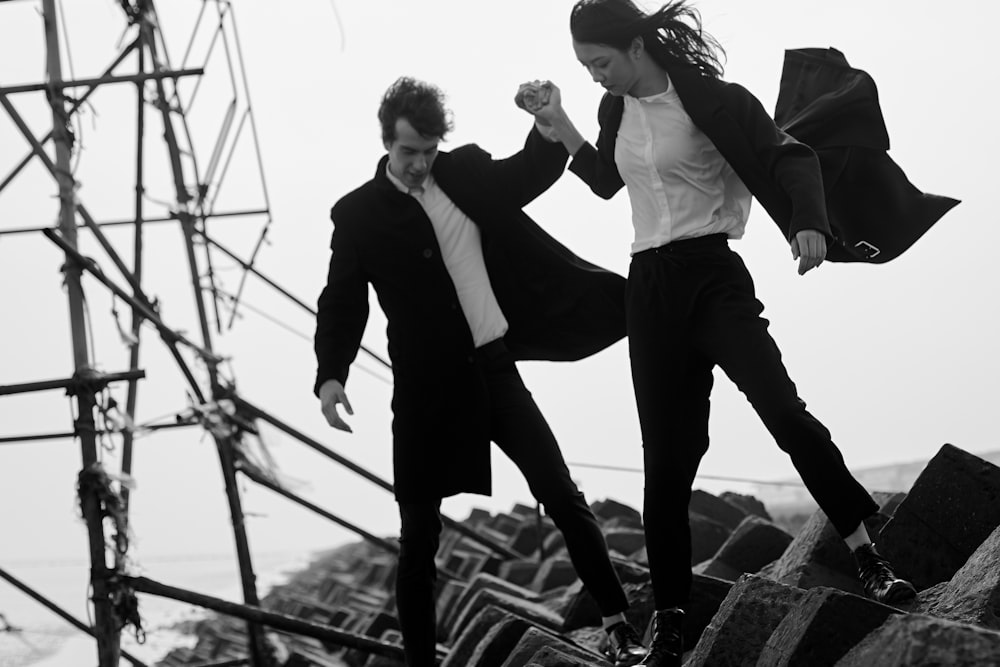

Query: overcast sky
1,0,997,630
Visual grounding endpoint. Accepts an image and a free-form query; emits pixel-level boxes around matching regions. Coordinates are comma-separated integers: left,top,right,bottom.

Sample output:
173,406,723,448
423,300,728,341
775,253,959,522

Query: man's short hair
378,77,454,144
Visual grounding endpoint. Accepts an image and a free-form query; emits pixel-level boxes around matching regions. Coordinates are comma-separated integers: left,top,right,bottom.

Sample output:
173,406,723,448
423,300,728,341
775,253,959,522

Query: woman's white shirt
614,76,752,255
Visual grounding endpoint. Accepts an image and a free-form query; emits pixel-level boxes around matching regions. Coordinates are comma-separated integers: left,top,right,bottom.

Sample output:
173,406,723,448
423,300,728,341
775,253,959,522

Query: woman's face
573,39,638,97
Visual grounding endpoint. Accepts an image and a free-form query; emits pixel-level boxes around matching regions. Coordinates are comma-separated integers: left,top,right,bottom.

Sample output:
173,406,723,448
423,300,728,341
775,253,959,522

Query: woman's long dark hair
570,0,725,79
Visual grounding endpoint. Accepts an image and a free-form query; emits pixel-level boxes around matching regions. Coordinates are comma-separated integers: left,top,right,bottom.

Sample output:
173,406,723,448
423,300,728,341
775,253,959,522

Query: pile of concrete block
158,443,1000,666
686,443,1000,666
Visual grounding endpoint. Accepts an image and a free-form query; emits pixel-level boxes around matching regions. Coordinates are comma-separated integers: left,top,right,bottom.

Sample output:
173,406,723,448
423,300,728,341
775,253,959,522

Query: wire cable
566,460,807,487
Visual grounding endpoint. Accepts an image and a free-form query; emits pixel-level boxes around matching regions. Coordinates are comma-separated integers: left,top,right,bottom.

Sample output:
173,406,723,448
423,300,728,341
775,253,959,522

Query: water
0,550,315,667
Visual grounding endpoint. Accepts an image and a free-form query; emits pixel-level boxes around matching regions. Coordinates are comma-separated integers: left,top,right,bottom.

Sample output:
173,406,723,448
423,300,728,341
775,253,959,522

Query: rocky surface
156,443,1000,667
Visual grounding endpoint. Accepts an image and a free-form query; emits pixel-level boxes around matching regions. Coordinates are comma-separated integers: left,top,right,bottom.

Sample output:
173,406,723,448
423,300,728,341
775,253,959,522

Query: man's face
385,118,440,189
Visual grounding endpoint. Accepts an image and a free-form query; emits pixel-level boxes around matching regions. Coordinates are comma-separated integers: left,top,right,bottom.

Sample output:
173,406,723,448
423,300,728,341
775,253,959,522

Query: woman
520,1,916,664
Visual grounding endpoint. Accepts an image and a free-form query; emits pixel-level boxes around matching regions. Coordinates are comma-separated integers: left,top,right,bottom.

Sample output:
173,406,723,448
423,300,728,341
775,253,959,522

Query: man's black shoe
854,543,917,604
603,621,648,666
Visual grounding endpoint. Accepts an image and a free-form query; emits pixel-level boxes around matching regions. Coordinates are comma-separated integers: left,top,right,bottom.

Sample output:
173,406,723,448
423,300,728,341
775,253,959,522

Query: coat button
422,248,433,259
450,302,458,310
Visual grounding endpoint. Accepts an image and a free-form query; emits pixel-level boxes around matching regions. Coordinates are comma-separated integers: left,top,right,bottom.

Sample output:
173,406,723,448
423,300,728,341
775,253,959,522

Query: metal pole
138,3,269,662
40,3,120,663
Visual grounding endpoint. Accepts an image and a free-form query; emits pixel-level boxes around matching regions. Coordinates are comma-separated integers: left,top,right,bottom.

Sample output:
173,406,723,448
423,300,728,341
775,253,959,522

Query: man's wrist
549,116,585,156
535,119,560,142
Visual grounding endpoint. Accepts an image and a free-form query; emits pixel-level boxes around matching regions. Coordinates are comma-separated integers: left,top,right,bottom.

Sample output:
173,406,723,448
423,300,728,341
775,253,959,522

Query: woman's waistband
475,336,509,361
631,233,729,258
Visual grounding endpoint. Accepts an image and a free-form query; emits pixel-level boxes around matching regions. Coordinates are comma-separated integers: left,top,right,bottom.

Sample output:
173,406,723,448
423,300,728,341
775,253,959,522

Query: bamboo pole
0,432,76,445
238,466,400,555
0,370,145,396
0,210,391,372
0,208,270,237
233,395,521,560
120,27,148,527
0,68,203,95
41,2,120,663
138,3,269,662
0,567,147,667
124,575,408,661
40,227,217,401
0,37,139,197
0,93,152,307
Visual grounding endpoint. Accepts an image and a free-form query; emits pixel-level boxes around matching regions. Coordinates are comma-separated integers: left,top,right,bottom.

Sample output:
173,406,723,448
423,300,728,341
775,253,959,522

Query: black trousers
395,340,629,667
626,235,879,609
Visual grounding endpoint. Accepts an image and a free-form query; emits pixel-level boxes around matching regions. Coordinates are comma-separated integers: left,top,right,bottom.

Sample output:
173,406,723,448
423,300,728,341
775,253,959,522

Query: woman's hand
791,229,827,275
514,80,586,155
515,80,560,124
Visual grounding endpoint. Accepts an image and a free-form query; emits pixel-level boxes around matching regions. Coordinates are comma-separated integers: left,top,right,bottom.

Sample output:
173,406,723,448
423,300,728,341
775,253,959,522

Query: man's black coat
314,126,625,501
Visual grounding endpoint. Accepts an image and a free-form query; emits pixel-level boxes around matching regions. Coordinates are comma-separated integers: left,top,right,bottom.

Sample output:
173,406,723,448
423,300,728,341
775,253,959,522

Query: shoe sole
881,580,917,604
603,650,648,667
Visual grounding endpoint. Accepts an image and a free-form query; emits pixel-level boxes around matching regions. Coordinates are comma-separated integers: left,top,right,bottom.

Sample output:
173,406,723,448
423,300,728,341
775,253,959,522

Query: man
314,77,647,667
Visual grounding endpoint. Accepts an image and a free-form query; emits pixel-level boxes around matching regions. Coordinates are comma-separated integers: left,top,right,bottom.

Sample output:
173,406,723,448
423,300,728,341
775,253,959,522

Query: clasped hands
515,79,560,125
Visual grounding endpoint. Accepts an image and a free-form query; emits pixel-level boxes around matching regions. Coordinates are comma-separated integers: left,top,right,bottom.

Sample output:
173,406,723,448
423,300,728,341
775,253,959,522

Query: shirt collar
385,163,435,196
628,74,675,103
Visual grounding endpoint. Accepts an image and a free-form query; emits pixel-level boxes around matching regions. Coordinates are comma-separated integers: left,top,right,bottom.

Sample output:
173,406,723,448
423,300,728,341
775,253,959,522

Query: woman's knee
535,485,589,522
398,501,442,547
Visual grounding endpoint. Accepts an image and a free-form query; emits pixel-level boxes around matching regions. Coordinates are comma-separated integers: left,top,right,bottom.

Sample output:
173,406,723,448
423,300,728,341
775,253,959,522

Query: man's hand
319,379,354,432
790,229,827,275
515,80,560,124
514,80,585,156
